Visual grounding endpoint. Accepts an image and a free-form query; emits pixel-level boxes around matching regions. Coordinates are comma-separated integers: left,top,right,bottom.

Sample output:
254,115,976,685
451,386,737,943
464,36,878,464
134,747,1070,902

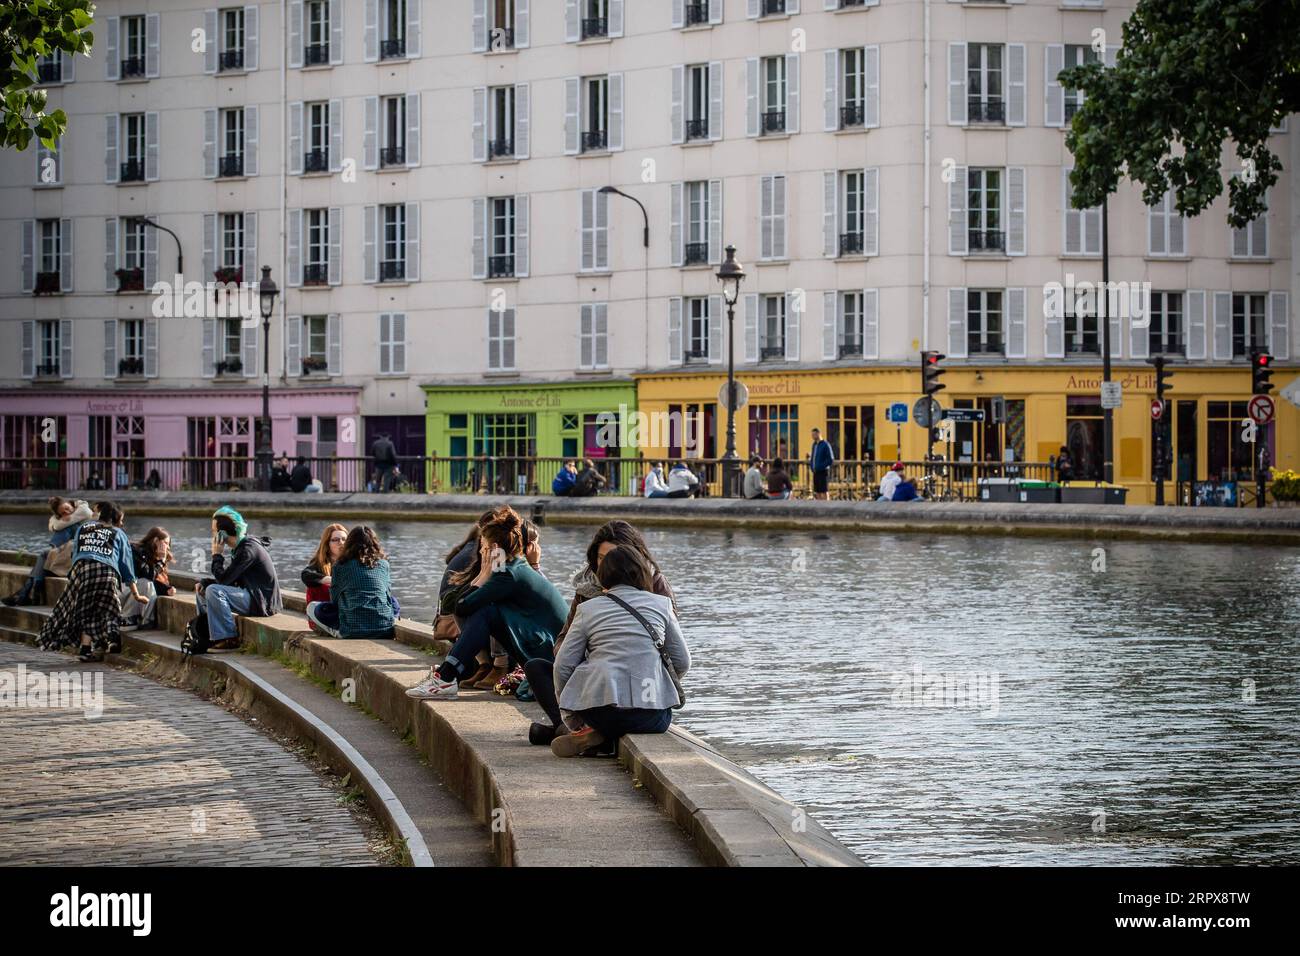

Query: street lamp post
716,245,746,497
256,265,279,491
597,185,649,248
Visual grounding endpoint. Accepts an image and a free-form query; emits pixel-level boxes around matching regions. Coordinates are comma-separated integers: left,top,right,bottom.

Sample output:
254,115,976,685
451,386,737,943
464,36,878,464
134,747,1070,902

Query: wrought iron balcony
215,358,244,376
581,18,608,39
685,118,709,141
684,242,709,266
487,26,515,50
838,341,863,359
303,149,329,173
380,38,406,59
37,61,62,83
840,103,865,129
968,99,1006,124
115,267,145,292
968,341,1005,355
120,159,145,182
581,130,608,152
839,232,865,256
488,255,515,278
380,146,405,167
761,110,786,134
303,263,329,286
968,229,1006,253
34,272,61,295
219,154,244,177
301,356,329,375
759,345,786,361
120,56,146,78
488,138,514,160
35,362,62,378
1065,340,1101,355
118,357,145,376
304,43,330,66
1063,100,1081,122
762,0,787,15
684,348,709,363
219,49,244,71
379,260,406,282
685,2,710,26
838,0,866,7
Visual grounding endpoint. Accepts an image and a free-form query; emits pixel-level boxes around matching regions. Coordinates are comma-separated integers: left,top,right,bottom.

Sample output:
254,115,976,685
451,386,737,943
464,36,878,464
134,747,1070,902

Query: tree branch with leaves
1,0,95,151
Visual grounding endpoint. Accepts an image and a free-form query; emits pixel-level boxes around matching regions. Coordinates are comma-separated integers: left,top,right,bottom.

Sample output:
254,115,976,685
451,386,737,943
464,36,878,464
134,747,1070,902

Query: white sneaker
405,668,458,700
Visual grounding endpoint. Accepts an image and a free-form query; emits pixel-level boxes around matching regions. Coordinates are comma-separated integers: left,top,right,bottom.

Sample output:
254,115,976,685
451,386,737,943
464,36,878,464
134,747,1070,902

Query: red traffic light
1257,353,1271,367
926,353,945,365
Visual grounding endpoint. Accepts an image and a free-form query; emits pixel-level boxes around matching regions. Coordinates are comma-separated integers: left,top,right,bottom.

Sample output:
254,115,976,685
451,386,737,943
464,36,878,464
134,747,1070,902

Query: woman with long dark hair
301,523,347,631
120,526,175,629
3,496,94,607
307,526,397,640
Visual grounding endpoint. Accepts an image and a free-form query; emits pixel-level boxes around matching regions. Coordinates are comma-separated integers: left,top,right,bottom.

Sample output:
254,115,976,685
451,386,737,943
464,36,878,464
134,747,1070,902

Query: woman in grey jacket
550,545,691,757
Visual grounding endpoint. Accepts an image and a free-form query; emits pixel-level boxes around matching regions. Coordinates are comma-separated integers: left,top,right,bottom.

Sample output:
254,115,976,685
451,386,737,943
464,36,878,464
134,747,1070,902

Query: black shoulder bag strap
601,591,686,709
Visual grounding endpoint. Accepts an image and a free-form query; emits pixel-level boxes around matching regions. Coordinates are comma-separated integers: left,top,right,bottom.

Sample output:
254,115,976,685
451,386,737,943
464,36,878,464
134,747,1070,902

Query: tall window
826,405,875,461
686,64,710,140
490,197,516,277
220,7,246,70
841,170,865,255
381,0,407,58
122,16,147,77
37,320,61,375
748,404,798,461
489,86,515,158
306,102,329,170
1149,291,1184,356
1207,401,1257,481
220,213,244,271
967,43,1004,124
121,319,145,367
489,0,516,48
582,75,609,151
762,56,787,134
1065,397,1105,480
582,0,609,39
220,318,242,366
1232,293,1267,357
1061,45,1098,120
967,168,1003,252
220,108,244,176
841,48,865,128
122,219,146,271
381,204,407,280
967,290,1004,355
686,297,710,361
304,315,328,367
38,220,61,277
1064,291,1100,355
381,95,406,165
306,0,330,63
121,113,146,181
761,295,786,359
305,208,328,284
840,291,864,357
579,304,608,369
685,181,710,265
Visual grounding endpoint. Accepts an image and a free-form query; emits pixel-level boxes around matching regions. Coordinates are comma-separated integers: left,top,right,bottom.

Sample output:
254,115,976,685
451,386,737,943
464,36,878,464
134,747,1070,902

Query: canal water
5,513,1298,865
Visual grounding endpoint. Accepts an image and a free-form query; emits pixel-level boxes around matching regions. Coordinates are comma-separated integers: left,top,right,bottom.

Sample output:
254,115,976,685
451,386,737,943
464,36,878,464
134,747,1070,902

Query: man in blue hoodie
809,428,835,500
552,461,578,496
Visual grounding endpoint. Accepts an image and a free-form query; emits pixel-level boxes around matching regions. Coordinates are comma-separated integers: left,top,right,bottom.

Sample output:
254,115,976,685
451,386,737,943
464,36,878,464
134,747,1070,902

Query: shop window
472,412,536,493
1206,401,1267,482
826,405,875,461
1065,396,1105,480
667,403,715,459
748,403,799,462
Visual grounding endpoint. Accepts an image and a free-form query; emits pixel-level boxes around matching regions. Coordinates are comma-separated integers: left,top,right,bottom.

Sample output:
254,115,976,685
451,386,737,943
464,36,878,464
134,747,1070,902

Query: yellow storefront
634,364,1300,505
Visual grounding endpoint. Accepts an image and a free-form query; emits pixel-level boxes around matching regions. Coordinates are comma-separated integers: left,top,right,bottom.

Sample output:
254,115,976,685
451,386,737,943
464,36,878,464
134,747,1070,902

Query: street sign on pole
718,380,750,411
1248,394,1275,425
941,408,986,423
1150,398,1165,420
888,402,908,424
1100,381,1123,409
913,397,941,427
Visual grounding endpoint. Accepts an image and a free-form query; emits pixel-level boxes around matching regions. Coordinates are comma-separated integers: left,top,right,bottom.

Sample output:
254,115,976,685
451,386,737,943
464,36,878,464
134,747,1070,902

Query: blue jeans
578,705,672,740
195,584,253,641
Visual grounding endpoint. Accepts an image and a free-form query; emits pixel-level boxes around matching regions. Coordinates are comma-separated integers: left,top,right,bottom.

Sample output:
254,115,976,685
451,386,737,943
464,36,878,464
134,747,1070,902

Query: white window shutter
328,99,342,171
863,168,879,256
1108,299,1123,361
708,179,722,263
406,92,420,166
672,0,685,28
580,304,594,368
204,10,219,73
406,0,421,56
581,190,595,270
786,54,800,132
287,209,302,285
565,0,579,42
1007,44,1026,126
203,213,216,278
823,50,839,131
609,0,624,37
472,0,487,51
104,218,118,291
145,318,159,376
708,295,723,363
393,314,407,373
760,175,774,259
948,43,967,125
1212,291,1232,360
20,220,34,293
1063,168,1081,254
104,320,117,377
59,219,74,292
822,171,838,257
105,114,119,183
564,77,580,154
144,221,158,289
669,182,684,266
500,310,513,369
245,105,259,175
202,318,216,377
773,175,787,259
289,1,304,66
1231,223,1249,258
822,291,837,359
365,0,378,62
329,0,343,64
1007,166,1026,255
608,73,624,150
595,189,610,270
406,202,420,280
671,66,685,144
286,315,302,375
486,310,499,369
1147,200,1165,256
60,319,74,378
514,83,529,158
328,312,343,373
1043,288,1064,359
785,294,801,361
947,288,968,359
145,111,160,180
948,165,967,255
1169,201,1185,256
472,197,487,278
379,313,392,373
710,0,723,23
708,61,723,140
146,13,161,77
22,321,34,378
328,206,342,284
1268,291,1290,360
243,321,258,376
863,289,879,359
515,195,530,276
244,210,258,279
744,293,759,362
1045,44,1064,127
245,5,260,70
1004,287,1026,359
746,58,759,137
61,47,74,83
594,304,609,367
472,88,487,162
747,0,760,17
289,102,303,174
515,0,529,47
106,17,120,80
864,46,880,128
364,96,378,169
363,205,377,283
1129,300,1149,360
1184,290,1207,360
788,0,801,12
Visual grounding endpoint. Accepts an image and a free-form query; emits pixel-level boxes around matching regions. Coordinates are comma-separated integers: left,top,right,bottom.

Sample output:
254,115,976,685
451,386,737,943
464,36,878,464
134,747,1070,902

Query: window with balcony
217,213,245,285
217,318,244,375
303,315,329,373
685,65,710,141
684,1,712,27
761,295,786,360
305,0,330,64
305,101,330,171
1232,293,1267,357
967,43,1005,124
1064,293,1100,355
119,319,145,376
967,290,1004,355
380,204,407,281
36,220,62,294
1149,292,1185,357
304,209,329,285
685,297,711,362
120,113,146,182
840,170,865,256
490,197,517,278
36,320,62,377
840,48,866,129
761,0,787,16
582,0,609,39
582,76,609,152
838,291,865,358
380,96,406,166
121,15,147,78
488,0,517,50
1061,45,1097,122
489,86,516,159
37,52,63,84
381,0,407,58
117,219,146,291
220,108,245,177
762,56,787,134
220,7,246,71
967,167,1004,253
684,181,711,266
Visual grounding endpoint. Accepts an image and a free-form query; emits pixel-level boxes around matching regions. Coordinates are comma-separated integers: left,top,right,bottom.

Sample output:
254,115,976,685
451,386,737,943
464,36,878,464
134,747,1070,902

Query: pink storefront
0,385,361,490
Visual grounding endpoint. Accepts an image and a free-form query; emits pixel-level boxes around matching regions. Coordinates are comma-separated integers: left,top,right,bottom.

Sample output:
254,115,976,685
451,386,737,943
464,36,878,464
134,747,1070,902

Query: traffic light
921,351,946,397
1146,355,1174,402
1251,349,1274,395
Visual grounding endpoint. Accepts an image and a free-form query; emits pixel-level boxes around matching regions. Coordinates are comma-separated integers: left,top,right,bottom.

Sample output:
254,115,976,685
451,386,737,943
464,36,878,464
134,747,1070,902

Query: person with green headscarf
193,506,283,647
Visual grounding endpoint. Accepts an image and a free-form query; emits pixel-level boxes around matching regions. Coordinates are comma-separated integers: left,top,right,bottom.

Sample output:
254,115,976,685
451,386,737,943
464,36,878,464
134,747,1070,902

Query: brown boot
471,665,508,690
461,661,494,688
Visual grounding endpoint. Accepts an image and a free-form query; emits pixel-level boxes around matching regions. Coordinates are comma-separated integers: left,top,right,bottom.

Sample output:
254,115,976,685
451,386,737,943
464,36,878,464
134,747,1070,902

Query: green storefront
423,380,639,494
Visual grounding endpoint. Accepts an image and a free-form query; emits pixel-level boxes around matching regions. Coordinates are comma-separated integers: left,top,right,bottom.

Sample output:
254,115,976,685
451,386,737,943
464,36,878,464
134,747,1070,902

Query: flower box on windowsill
118,357,145,378
34,272,62,295
115,268,145,293
301,357,329,376
215,359,244,377
213,267,243,286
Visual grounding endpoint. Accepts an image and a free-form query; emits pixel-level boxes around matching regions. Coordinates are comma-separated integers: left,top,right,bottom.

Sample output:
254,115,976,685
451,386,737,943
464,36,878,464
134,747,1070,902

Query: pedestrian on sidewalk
809,428,835,500
550,545,691,757
193,506,283,650
743,455,767,500
643,462,670,498
38,501,143,662
552,461,578,496
307,527,398,640
571,459,606,497
766,457,794,499
371,432,399,492
3,497,93,607
120,526,175,630
301,524,347,631
666,461,701,498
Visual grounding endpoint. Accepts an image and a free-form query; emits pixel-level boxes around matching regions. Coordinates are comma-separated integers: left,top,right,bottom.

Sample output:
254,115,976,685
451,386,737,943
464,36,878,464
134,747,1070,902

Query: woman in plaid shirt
307,526,397,640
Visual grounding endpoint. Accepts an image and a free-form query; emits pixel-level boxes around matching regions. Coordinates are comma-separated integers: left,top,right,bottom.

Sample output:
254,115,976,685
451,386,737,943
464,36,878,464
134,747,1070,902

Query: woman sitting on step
306,526,399,641
38,501,145,662
301,523,347,631
406,506,566,700
193,507,283,650
120,526,176,630
3,497,94,607
549,545,690,757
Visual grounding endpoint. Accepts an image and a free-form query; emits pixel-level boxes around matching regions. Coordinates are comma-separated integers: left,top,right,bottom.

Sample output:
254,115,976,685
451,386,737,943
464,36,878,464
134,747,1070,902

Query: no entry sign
1150,399,1165,420
1248,394,1275,425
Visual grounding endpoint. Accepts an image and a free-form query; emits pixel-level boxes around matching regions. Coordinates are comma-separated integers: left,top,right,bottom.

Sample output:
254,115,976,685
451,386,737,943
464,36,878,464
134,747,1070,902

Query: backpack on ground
181,614,210,657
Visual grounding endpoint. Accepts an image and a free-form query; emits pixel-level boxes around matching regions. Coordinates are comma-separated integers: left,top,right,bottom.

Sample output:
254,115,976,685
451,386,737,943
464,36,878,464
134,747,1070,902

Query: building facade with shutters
0,0,1296,499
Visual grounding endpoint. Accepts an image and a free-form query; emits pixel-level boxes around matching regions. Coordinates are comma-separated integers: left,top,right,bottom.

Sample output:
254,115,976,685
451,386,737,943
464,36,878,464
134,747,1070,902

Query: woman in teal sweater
407,506,566,700
306,526,397,640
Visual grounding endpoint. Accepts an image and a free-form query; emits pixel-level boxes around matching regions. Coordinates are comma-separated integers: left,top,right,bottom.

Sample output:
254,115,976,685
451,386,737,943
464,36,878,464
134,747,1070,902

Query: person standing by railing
371,433,398,493
809,428,835,500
